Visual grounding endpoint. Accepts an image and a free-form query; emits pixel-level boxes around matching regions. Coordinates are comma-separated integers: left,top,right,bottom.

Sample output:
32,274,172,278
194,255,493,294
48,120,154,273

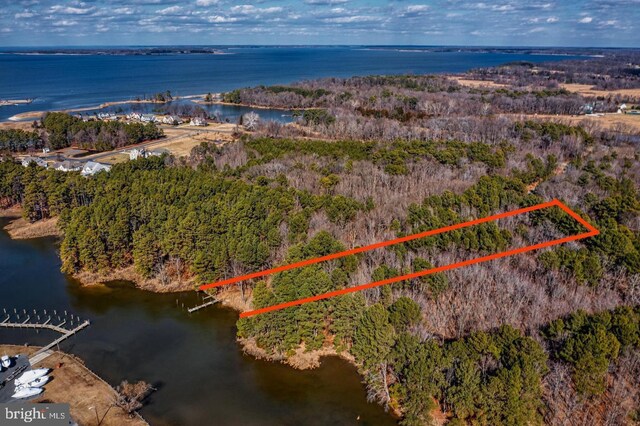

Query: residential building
81,161,112,177
52,160,83,172
189,117,207,126
21,156,47,168
162,115,183,125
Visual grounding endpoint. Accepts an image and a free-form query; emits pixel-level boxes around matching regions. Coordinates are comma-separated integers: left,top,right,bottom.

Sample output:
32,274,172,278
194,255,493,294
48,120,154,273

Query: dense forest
0,112,163,153
1,55,639,425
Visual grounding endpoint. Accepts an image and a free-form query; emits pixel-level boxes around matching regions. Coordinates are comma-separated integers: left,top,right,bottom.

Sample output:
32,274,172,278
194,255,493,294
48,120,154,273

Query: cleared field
454,78,508,89
560,83,640,98
0,121,35,131
99,153,130,165
508,112,640,132
153,123,236,157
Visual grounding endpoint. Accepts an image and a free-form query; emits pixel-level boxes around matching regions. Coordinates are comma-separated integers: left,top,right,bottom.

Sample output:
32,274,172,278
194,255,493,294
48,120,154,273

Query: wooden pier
186,293,218,313
0,310,91,366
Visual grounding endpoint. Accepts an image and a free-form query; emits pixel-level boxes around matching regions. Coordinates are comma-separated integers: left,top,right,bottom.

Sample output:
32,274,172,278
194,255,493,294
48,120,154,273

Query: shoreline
1,206,358,372
7,99,172,122
0,345,148,426
4,94,299,122
0,206,62,239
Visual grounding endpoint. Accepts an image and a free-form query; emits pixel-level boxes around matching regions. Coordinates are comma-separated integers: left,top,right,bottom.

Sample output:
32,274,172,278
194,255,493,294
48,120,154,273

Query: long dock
186,293,218,313
30,320,91,360
1,316,71,334
187,300,216,313
0,314,91,365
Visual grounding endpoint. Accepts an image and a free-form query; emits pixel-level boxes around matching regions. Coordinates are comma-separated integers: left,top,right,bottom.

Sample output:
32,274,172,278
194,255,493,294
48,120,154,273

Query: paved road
0,354,33,403
41,124,234,163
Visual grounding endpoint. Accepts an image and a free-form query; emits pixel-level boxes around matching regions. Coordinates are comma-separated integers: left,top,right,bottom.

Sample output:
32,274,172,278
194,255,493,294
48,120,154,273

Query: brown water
0,223,396,425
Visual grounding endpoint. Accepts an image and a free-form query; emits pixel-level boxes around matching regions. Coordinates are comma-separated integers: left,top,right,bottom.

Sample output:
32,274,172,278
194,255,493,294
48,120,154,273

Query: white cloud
196,0,219,6
114,7,134,15
406,5,429,13
324,15,382,23
49,5,94,15
15,11,35,18
157,5,182,14
52,19,78,26
546,16,559,23
230,5,283,14
304,0,348,5
579,16,593,23
207,15,238,23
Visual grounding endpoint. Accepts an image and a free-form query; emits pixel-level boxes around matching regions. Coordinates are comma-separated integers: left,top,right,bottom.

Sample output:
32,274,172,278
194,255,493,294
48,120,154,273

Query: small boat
1,355,11,368
17,376,49,388
11,387,43,399
15,369,50,385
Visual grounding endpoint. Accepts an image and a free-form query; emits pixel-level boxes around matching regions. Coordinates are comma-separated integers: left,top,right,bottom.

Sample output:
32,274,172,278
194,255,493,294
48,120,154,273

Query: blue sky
1,0,639,47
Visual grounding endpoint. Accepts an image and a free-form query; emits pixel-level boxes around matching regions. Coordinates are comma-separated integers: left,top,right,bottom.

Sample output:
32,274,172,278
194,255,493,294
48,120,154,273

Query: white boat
11,387,43,399
15,369,50,385
17,376,49,388
1,355,11,368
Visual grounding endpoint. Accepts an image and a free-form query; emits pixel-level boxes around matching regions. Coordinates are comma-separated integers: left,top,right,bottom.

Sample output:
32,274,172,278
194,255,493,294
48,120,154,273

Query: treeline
243,137,507,175
42,112,163,151
0,157,369,281
221,73,588,120
470,51,640,93
0,129,44,152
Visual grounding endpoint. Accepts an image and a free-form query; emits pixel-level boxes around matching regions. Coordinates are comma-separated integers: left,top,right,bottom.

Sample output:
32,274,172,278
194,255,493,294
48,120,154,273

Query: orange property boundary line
199,199,599,317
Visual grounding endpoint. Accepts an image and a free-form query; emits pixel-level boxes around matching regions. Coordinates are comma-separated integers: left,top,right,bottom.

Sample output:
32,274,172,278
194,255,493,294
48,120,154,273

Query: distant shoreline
5,94,295,121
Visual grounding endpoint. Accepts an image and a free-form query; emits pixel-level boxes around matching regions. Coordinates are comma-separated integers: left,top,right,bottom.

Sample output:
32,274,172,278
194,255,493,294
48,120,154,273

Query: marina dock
0,310,91,365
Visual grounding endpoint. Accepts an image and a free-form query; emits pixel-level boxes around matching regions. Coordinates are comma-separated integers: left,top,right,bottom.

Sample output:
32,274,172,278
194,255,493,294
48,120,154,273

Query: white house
162,115,183,125
21,156,47,168
81,161,112,177
97,112,117,121
618,104,628,114
127,112,142,121
129,148,146,160
189,117,207,126
42,147,50,154
52,160,83,172
141,114,157,123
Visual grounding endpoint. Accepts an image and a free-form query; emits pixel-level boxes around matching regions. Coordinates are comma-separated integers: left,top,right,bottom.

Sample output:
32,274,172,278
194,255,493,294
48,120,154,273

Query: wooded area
1,54,639,425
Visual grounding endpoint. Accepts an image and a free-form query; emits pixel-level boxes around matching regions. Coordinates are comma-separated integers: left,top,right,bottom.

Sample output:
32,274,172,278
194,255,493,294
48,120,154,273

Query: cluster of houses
20,156,112,177
123,112,207,126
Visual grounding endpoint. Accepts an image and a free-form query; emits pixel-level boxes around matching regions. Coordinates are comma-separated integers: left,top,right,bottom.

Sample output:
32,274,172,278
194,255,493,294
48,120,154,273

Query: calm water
0,223,396,426
0,46,582,120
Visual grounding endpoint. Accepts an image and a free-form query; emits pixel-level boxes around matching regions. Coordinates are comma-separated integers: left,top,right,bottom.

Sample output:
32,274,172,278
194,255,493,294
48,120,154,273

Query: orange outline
199,199,598,317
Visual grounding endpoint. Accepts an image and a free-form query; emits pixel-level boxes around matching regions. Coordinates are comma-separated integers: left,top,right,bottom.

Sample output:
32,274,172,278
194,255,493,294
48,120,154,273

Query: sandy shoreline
1,206,62,239
4,93,299,122
7,99,171,121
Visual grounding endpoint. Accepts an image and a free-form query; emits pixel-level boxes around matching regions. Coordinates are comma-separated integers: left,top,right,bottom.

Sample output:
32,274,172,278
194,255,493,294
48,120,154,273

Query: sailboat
11,387,43,399
17,376,50,388
15,369,50,386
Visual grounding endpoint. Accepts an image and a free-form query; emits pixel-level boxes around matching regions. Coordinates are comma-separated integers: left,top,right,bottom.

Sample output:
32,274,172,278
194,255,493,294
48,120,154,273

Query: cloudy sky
1,0,639,47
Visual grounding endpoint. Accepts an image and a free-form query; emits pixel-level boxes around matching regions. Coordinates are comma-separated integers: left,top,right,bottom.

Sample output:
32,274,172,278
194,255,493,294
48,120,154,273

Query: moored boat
15,368,50,386
17,375,49,388
11,387,43,399
1,355,11,369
